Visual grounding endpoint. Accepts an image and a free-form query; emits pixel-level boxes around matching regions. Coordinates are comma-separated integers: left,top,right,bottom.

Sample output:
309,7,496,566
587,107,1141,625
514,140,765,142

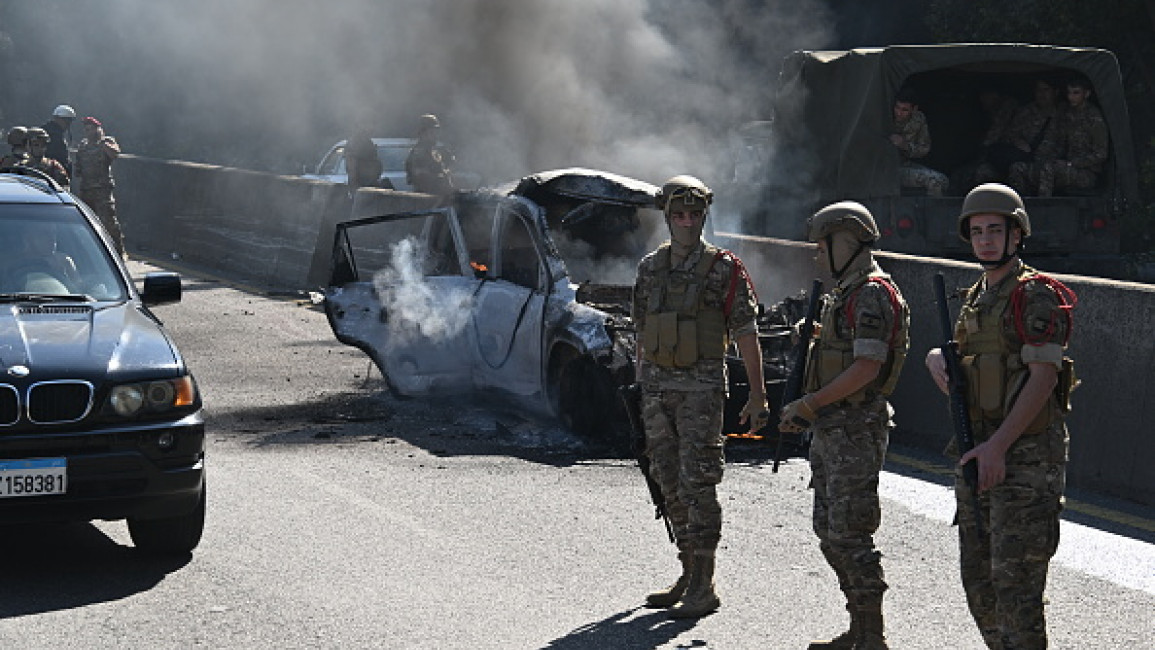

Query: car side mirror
140,272,182,306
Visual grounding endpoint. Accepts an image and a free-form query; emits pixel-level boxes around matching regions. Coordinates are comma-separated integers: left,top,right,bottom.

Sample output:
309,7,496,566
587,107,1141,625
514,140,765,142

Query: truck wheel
128,484,206,555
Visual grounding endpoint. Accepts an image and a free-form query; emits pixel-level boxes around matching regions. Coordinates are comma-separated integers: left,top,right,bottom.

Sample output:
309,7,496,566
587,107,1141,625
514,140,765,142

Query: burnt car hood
0,302,181,383
513,167,659,207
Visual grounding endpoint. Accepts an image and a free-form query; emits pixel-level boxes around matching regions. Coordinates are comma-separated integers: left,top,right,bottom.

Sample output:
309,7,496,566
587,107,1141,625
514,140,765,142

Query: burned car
323,168,800,451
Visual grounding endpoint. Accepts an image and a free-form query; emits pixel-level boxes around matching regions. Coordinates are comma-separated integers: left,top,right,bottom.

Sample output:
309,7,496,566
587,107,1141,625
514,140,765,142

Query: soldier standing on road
925,183,1077,649
405,113,455,199
24,127,70,188
74,116,124,257
0,126,30,168
632,175,768,619
42,104,76,176
779,202,910,650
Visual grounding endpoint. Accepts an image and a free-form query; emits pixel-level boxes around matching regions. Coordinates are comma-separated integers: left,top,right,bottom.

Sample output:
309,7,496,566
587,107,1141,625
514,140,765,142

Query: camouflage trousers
1008,160,1097,198
642,388,725,554
956,423,1067,650
809,398,890,604
78,187,124,257
899,161,948,197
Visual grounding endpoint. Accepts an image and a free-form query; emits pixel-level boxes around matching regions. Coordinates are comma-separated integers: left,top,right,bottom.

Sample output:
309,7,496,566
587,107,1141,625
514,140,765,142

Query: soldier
1034,76,1108,197
1004,79,1062,194
0,126,30,168
42,104,76,175
925,183,1077,649
74,116,125,257
632,175,767,618
404,113,455,198
779,202,909,650
24,127,70,188
889,88,948,197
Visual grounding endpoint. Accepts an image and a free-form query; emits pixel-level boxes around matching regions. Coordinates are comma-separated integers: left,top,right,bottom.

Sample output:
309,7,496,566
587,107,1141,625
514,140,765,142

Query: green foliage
924,0,1149,47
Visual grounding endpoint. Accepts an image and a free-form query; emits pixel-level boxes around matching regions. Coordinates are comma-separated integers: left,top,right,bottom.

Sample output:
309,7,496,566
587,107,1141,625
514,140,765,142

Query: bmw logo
7,365,29,377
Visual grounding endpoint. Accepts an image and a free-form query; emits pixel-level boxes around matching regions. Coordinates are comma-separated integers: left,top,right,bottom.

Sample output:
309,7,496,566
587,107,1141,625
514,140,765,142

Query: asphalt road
0,261,1151,649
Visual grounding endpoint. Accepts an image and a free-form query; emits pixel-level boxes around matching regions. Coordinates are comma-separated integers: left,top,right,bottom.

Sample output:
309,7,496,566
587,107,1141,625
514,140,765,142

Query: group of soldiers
633,176,1076,650
1,104,125,256
892,76,1108,199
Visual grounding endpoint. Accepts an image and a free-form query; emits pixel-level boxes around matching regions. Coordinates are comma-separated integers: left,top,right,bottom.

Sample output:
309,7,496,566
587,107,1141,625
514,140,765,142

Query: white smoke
372,236,473,345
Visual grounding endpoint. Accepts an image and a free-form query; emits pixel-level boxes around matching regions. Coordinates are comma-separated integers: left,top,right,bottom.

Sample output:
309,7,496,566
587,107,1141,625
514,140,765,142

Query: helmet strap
977,218,1021,269
825,234,867,280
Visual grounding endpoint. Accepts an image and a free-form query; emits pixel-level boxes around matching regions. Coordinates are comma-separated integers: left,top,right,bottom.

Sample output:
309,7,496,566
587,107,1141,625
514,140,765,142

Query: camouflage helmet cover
26,127,49,143
958,182,1031,240
655,175,713,215
6,126,28,147
807,200,880,243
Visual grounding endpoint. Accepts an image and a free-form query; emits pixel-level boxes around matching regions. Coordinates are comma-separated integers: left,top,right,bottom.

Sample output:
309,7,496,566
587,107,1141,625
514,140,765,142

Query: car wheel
128,483,206,555
556,356,632,456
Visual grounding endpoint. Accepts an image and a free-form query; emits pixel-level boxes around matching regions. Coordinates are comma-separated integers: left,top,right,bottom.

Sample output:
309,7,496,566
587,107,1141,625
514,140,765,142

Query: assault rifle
619,383,675,544
773,279,823,473
933,272,984,536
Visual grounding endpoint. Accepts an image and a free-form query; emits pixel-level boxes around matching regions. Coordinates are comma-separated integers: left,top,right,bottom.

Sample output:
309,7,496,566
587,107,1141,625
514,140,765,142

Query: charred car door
468,197,551,398
324,208,489,395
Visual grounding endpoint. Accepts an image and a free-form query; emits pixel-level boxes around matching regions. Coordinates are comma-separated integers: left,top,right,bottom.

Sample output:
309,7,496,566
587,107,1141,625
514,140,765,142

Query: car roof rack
0,165,65,193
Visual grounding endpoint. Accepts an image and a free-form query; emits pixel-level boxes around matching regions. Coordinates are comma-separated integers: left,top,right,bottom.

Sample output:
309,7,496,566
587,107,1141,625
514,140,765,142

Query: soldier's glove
739,394,770,431
778,394,818,433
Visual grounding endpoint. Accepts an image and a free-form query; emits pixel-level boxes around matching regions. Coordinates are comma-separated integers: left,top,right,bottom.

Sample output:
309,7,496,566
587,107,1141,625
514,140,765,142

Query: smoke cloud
373,236,473,346
0,0,834,203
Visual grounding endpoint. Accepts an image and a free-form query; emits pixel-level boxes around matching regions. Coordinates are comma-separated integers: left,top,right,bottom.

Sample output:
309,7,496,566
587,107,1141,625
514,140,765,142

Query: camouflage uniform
75,135,124,256
893,110,948,196
28,155,70,188
632,240,758,555
805,261,909,627
952,260,1073,650
405,141,455,196
1034,104,1108,197
1005,101,1059,194
0,151,29,169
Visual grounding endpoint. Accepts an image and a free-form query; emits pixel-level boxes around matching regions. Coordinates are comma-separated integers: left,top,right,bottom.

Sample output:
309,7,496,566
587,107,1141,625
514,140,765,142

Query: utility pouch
643,313,675,367
674,319,698,367
817,348,847,388
976,353,1004,415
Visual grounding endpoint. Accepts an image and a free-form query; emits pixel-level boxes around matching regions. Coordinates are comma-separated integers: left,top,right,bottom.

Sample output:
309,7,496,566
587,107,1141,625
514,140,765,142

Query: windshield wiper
0,293,94,303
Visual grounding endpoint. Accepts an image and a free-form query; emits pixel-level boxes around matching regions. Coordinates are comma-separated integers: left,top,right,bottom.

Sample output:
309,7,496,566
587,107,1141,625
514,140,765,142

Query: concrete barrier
721,233,1155,506
113,157,1153,505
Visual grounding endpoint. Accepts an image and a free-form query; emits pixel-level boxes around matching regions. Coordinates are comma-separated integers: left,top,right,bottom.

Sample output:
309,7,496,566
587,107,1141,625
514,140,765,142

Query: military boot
645,551,693,608
808,602,858,649
668,553,720,618
852,597,887,650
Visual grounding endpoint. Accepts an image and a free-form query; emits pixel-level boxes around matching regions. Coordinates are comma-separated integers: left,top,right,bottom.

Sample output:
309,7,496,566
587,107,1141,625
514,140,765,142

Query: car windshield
0,203,128,301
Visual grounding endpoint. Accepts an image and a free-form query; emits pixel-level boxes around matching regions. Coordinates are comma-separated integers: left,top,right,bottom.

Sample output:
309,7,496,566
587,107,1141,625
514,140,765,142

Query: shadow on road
539,606,698,650
0,522,190,618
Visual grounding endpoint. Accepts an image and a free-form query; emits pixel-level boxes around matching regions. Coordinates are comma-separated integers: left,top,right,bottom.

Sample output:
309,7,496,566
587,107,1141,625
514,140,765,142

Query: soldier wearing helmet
631,175,766,619
404,113,455,199
75,116,125,256
926,182,1077,649
779,201,909,650
42,104,76,175
24,127,70,187
1,126,31,168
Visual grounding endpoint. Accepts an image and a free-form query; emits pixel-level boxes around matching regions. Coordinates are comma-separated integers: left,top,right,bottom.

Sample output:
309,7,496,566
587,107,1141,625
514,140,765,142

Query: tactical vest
642,243,730,368
804,273,909,402
955,264,1075,437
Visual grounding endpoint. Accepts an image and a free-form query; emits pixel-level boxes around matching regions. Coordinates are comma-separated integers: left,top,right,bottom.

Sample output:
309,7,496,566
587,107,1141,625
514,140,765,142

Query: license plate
0,458,67,498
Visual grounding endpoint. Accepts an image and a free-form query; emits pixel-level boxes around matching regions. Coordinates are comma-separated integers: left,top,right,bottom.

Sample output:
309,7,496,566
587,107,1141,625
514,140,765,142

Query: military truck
720,44,1140,270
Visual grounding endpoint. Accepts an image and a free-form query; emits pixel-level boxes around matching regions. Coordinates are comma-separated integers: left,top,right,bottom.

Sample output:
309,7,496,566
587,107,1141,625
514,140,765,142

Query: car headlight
108,376,198,418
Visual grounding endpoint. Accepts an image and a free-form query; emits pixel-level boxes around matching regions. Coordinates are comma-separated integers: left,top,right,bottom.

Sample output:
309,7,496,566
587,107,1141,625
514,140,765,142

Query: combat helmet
52,105,76,119
958,182,1031,241
26,127,50,143
418,114,440,132
6,126,28,148
806,201,880,243
655,175,713,215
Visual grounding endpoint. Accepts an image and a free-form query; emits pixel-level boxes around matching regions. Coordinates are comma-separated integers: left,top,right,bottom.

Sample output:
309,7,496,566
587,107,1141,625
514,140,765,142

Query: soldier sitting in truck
889,88,948,197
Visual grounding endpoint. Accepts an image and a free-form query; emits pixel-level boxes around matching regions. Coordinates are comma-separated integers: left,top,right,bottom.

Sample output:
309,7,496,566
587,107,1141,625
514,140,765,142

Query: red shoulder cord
1010,274,1077,346
713,249,754,320
845,277,902,345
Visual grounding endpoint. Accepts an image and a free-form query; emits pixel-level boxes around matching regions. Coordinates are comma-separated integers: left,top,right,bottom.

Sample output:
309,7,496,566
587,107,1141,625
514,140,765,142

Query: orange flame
470,261,488,272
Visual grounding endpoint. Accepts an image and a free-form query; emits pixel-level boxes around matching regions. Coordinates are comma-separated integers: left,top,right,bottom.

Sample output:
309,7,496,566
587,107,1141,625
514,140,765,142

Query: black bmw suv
0,168,205,554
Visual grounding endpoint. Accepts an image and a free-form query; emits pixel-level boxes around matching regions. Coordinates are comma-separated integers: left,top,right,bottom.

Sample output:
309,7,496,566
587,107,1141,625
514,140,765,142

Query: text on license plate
0,458,67,497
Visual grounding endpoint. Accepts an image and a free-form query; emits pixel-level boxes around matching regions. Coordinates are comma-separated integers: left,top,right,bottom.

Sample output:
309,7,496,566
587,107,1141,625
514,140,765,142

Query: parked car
323,168,801,452
0,167,205,555
304,138,482,192
304,137,417,191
